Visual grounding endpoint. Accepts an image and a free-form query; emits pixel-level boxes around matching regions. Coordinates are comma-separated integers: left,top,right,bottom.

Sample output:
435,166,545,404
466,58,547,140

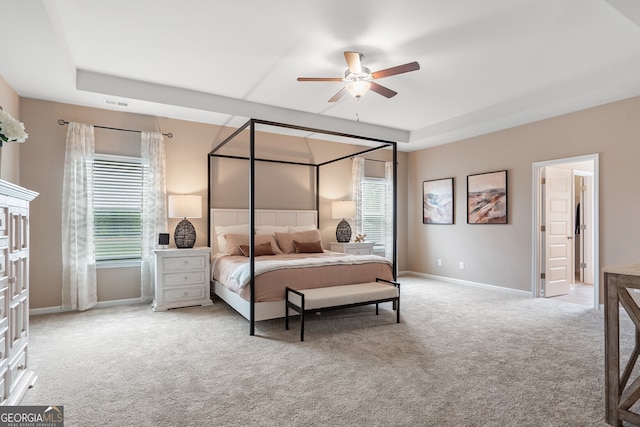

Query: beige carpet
21,275,621,426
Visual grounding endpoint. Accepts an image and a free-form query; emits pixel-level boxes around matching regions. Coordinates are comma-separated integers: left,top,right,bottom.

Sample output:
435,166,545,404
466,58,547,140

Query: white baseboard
30,297,152,316
402,271,533,297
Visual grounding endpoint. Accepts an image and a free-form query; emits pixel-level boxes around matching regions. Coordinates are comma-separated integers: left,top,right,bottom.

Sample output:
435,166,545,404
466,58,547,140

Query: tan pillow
225,233,282,256
238,241,275,257
215,224,248,253
275,229,322,254
293,239,323,254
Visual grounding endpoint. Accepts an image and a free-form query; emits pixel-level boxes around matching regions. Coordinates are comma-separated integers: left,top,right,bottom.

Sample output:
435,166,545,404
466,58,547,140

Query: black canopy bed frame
208,118,398,335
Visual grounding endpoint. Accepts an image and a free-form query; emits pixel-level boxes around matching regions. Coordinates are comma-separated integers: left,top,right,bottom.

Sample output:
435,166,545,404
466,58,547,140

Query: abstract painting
423,178,454,224
467,170,507,224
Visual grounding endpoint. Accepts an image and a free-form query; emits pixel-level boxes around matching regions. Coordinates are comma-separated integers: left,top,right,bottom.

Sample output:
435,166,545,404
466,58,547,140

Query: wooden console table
605,263,640,426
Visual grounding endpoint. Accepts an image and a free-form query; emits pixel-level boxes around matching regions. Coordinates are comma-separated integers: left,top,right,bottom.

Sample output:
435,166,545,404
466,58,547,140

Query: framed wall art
423,178,454,224
467,170,507,224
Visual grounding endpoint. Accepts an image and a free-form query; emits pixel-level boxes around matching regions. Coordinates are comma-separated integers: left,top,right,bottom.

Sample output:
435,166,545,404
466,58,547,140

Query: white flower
0,109,28,145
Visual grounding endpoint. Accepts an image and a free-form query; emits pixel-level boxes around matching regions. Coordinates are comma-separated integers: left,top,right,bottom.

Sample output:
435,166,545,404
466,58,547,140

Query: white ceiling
2,0,640,151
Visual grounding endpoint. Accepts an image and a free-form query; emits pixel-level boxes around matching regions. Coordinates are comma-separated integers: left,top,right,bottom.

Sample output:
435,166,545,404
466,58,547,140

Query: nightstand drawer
163,271,206,287
164,286,206,303
163,255,206,271
346,248,371,255
330,242,374,255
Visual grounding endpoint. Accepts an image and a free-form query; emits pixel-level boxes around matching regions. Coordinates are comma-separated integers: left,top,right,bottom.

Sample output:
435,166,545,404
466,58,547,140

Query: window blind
94,154,143,261
362,177,385,245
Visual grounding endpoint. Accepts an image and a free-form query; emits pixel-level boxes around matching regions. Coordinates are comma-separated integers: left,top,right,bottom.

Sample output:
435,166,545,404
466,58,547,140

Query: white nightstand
152,247,213,311
330,242,375,255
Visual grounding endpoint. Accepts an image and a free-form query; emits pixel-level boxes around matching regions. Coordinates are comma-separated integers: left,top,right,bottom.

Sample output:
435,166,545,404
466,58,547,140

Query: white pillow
255,224,289,235
289,224,318,232
215,224,249,253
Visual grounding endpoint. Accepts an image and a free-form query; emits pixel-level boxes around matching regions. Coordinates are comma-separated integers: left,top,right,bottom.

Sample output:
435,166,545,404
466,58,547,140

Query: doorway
532,154,599,308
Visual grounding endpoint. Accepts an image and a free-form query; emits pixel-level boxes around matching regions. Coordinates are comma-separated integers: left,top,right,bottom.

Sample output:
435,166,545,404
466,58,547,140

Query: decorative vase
335,218,352,243
174,218,196,248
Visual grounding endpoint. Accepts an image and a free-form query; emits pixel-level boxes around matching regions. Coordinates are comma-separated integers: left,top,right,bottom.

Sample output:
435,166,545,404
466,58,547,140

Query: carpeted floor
21,275,623,426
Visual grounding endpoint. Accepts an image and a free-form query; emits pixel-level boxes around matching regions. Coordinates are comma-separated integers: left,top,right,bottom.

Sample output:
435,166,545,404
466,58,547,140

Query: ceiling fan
297,51,420,102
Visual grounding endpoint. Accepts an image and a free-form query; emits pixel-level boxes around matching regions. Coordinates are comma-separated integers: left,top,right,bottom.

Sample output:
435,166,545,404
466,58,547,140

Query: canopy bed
208,119,398,335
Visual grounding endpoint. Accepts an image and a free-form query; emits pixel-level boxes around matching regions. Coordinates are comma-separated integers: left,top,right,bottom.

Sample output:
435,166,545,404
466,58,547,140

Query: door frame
531,153,600,308
574,171,594,285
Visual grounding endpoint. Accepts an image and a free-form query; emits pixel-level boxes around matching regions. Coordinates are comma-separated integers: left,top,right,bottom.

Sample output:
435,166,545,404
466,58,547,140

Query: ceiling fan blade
297,77,344,82
344,51,362,74
371,61,420,79
369,82,397,98
328,87,348,102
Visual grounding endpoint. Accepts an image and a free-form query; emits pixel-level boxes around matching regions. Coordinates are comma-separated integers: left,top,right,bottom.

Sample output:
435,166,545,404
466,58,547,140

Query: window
362,177,386,246
93,154,144,262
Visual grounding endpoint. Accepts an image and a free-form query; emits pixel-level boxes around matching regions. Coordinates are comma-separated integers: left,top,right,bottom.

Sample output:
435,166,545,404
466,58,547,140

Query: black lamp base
174,218,196,248
335,218,351,243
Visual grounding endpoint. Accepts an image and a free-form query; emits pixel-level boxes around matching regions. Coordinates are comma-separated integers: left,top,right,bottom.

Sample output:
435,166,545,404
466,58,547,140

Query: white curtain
140,131,168,299
384,161,394,261
351,157,365,235
61,122,97,311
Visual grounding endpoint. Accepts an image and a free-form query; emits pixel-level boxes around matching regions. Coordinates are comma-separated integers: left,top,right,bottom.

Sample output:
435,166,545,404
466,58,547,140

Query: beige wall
19,90,640,309
20,98,408,309
408,95,640,300
20,99,228,308
0,75,21,185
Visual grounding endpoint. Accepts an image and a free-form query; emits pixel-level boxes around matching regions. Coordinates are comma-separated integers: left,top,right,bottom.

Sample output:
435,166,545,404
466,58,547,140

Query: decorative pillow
289,225,318,232
275,229,322,254
293,239,323,254
256,224,289,235
238,241,275,257
225,233,283,256
215,224,248,253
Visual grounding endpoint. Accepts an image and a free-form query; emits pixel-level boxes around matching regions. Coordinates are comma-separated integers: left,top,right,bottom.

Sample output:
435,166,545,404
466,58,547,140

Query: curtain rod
57,119,173,138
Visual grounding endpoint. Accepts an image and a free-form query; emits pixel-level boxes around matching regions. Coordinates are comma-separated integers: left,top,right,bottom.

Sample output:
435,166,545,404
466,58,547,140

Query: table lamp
168,195,202,248
332,200,356,243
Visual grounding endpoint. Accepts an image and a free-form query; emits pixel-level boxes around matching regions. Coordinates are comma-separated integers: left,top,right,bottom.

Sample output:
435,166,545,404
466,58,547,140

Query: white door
544,166,573,297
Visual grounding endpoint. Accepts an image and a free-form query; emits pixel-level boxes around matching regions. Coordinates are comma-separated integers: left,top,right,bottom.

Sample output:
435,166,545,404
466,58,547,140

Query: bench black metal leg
376,302,379,315
285,290,290,330
300,309,305,341
396,297,400,323
286,308,289,330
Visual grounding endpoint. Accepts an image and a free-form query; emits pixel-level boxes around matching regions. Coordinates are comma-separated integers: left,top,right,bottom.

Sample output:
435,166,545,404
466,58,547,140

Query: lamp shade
332,200,356,219
168,195,202,218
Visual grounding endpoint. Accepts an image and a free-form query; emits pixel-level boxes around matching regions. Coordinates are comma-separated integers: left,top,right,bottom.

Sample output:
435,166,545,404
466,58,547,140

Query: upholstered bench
285,278,400,341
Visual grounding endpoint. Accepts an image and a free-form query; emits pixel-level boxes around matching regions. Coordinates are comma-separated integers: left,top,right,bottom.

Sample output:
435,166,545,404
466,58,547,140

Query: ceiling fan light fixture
297,51,419,102
346,80,371,98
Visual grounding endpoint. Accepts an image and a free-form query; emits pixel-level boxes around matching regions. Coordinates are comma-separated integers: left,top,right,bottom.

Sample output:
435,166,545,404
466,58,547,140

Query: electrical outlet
437,258,442,266
459,261,465,270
